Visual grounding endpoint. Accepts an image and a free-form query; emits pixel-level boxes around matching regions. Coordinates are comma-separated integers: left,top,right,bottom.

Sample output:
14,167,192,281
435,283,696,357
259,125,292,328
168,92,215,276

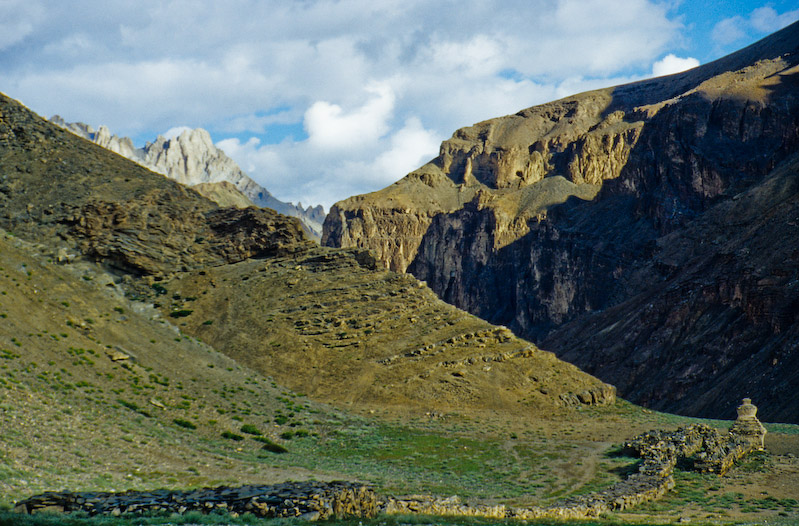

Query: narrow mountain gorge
323,22,799,423
50,118,325,239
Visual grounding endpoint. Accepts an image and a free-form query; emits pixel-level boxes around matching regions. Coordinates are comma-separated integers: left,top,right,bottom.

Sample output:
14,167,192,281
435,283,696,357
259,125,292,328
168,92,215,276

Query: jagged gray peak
49,116,324,239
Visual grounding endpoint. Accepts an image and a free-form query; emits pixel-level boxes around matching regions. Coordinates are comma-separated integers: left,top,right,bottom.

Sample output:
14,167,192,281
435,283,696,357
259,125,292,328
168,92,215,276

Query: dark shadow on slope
405,24,799,423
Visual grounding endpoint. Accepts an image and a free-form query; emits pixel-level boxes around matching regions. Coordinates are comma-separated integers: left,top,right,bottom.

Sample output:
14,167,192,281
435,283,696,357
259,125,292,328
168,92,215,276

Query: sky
2,1,798,210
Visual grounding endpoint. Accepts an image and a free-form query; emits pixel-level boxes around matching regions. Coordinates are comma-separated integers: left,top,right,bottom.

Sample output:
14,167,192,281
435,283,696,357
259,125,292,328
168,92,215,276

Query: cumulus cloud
712,6,799,47
216,93,440,209
372,117,441,185
2,0,701,207
652,54,700,77
305,83,395,151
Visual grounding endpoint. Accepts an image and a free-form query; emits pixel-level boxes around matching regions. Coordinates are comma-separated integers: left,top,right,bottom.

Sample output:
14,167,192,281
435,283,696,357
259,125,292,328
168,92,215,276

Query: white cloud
2,0,699,208
712,7,799,47
749,6,799,33
372,117,441,185
711,16,749,46
305,83,395,151
426,35,505,78
652,54,700,77
162,126,192,140
0,0,43,50
216,99,441,209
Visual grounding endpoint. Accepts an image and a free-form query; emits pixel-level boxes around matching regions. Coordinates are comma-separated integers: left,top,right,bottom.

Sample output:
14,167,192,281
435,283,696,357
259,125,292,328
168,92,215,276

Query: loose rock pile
13,481,377,520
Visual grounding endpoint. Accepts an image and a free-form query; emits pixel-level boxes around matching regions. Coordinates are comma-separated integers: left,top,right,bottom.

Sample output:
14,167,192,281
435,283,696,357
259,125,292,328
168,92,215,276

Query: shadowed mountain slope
323,22,799,422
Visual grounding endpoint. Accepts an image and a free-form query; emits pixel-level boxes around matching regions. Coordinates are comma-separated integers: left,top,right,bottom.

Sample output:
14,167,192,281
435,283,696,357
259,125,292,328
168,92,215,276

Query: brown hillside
323,21,799,423
0,90,613,418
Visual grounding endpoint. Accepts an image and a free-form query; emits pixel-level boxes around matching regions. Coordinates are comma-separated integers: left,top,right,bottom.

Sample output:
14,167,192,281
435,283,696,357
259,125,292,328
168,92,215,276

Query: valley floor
1,231,798,526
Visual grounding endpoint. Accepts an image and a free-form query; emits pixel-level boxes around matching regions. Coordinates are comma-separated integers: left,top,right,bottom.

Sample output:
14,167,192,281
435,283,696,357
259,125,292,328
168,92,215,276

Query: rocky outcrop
192,180,254,208
324,22,799,422
50,118,325,239
65,195,313,276
13,481,377,520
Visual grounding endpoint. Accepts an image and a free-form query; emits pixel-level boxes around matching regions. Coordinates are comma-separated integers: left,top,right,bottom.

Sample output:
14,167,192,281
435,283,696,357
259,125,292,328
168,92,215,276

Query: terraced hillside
157,246,613,414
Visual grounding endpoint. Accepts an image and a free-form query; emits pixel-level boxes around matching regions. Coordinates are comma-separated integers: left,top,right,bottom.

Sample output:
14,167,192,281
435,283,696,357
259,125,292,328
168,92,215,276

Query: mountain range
2,22,799,523
49,117,325,239
323,20,799,423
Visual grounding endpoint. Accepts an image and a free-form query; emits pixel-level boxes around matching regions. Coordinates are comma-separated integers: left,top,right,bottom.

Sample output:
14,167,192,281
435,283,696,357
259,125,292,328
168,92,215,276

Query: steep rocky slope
51,118,325,239
323,22,799,422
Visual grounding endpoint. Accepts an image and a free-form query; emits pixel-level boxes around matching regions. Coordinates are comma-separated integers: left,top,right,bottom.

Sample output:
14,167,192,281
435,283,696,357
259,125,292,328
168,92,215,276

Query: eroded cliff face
545,153,799,422
324,22,799,422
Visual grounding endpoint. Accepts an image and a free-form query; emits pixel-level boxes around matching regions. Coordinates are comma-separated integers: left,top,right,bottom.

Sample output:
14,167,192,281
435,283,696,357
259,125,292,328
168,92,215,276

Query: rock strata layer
324,21,799,422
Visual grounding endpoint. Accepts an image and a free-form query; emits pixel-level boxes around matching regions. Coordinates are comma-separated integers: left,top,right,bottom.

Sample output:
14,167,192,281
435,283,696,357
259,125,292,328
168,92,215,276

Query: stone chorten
729,398,767,450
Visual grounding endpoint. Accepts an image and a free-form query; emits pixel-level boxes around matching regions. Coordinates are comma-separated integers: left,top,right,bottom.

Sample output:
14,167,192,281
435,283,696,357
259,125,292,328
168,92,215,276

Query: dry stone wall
386,415,766,520
14,401,767,521
13,481,377,521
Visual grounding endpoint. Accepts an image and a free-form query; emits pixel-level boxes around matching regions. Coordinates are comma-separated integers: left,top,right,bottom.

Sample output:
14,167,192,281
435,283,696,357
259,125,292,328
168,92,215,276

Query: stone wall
13,481,377,521
384,414,766,520
13,403,767,521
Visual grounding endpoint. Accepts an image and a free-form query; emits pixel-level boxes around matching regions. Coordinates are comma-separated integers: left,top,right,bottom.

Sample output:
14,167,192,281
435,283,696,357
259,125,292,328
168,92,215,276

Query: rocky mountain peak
50,118,324,239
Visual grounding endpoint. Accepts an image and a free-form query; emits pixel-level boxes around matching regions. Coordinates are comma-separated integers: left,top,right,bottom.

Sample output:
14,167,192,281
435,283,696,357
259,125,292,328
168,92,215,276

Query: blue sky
1,1,797,209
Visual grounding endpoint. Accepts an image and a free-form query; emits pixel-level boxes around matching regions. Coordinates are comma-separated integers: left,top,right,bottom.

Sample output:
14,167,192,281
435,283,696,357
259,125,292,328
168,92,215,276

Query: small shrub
173,418,197,430
151,283,167,295
202,320,213,325
170,309,193,318
240,424,261,435
221,431,244,441
262,442,289,454
116,399,151,417
252,436,289,453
